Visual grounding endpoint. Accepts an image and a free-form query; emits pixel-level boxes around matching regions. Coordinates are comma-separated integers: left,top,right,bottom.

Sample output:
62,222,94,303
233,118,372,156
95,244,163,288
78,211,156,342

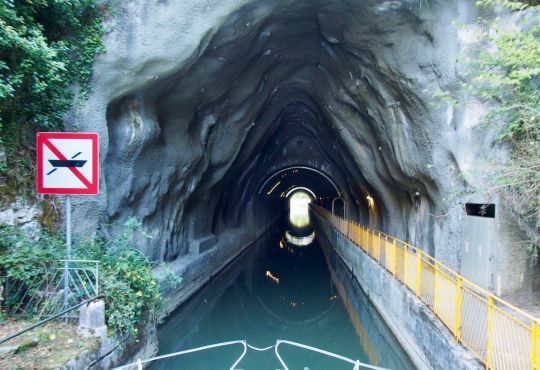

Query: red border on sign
37,132,99,195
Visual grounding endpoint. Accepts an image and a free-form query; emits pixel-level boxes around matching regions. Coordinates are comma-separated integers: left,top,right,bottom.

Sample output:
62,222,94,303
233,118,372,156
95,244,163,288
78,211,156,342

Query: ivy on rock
0,0,106,198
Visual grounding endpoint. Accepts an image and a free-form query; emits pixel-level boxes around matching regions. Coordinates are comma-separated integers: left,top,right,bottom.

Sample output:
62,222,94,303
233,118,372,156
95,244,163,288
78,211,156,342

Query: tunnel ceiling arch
258,166,341,198
286,187,316,198
96,0,479,261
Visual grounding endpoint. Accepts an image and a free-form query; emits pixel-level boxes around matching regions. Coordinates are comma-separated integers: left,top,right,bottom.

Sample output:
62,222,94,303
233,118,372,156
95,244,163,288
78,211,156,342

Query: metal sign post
64,195,71,317
36,132,99,319
66,195,72,257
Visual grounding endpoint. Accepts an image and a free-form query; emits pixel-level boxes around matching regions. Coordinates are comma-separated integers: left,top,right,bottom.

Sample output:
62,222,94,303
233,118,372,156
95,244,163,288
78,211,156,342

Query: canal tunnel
66,0,539,368
100,0,462,264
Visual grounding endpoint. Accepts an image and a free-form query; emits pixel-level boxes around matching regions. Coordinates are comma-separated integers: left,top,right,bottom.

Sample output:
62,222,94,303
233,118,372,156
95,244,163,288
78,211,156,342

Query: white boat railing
113,339,391,370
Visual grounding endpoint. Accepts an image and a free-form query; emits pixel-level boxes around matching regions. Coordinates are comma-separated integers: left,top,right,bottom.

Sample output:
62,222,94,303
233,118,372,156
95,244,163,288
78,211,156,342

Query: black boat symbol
48,159,87,168
46,152,86,175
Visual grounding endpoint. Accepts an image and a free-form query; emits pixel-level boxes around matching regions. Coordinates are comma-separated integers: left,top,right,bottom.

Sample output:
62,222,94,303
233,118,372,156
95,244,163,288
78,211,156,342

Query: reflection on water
265,270,280,284
287,190,315,246
289,191,312,228
285,230,315,246
151,227,415,370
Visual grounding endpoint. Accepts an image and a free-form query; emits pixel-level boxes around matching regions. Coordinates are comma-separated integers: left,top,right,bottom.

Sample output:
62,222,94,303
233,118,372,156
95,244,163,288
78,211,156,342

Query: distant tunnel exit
288,190,312,228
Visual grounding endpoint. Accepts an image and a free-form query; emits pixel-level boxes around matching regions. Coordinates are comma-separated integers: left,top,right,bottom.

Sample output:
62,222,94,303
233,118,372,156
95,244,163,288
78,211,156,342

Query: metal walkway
311,204,540,370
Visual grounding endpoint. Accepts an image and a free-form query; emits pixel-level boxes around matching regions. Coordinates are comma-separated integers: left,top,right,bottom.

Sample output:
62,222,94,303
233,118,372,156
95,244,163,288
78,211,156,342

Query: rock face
0,197,42,237
71,0,534,300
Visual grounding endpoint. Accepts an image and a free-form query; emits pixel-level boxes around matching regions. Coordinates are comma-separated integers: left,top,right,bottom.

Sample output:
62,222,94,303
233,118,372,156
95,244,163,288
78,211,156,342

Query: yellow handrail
311,204,540,370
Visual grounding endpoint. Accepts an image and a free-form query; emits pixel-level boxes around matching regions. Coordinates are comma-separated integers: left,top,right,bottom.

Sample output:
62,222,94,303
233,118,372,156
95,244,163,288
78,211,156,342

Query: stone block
78,299,107,341
189,235,218,254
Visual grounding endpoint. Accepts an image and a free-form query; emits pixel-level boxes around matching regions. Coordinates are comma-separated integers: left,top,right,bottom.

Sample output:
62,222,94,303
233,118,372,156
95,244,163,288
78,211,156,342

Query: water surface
151,224,415,370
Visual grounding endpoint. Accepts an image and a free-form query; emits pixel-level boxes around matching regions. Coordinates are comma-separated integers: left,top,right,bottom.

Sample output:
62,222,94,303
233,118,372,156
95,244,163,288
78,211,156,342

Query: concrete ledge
313,213,483,370
61,323,157,370
189,235,218,254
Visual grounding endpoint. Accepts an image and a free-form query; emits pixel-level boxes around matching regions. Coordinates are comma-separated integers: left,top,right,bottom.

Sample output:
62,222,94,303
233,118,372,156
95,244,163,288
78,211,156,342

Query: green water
150,224,416,370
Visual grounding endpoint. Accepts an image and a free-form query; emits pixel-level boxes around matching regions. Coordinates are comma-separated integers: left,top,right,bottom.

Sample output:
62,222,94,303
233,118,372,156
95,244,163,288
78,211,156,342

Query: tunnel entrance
101,2,448,364
101,0,449,263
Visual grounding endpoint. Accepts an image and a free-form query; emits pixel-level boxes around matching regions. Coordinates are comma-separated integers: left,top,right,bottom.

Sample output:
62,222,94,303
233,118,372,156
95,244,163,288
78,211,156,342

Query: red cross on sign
36,132,99,195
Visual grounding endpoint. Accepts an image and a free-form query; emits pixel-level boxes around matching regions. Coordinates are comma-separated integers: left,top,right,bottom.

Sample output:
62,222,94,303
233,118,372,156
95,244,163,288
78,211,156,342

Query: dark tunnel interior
102,0,459,262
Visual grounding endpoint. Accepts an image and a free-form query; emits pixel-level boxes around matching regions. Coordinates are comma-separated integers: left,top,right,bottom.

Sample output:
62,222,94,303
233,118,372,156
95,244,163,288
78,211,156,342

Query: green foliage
466,18,539,141
0,219,164,338
0,226,64,290
161,262,183,290
431,89,458,107
476,0,539,10
81,240,160,338
466,1,540,258
79,219,161,338
0,0,106,200
0,0,105,131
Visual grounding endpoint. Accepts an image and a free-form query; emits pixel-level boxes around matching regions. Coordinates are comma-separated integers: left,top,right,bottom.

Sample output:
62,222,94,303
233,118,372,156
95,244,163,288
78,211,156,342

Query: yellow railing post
416,250,422,297
366,228,371,254
374,232,378,259
373,232,378,261
533,320,540,370
486,295,494,369
434,262,440,312
378,232,382,263
455,276,463,340
363,227,366,250
393,239,398,277
368,230,373,257
403,246,408,286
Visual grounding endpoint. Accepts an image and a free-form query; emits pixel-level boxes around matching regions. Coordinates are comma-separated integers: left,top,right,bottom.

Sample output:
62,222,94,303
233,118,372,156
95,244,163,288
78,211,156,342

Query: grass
0,318,100,370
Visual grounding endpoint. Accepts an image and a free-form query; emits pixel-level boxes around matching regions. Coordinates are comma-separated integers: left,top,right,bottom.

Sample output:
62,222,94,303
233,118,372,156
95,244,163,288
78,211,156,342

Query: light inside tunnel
267,181,281,195
366,196,374,208
289,191,312,228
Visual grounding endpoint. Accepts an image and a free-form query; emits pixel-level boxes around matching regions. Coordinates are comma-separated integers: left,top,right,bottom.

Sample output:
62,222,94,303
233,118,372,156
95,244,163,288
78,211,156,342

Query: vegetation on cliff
469,0,540,260
0,0,106,199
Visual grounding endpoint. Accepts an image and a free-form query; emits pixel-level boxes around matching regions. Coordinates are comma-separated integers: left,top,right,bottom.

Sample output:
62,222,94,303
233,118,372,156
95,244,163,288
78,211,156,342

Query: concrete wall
313,212,483,370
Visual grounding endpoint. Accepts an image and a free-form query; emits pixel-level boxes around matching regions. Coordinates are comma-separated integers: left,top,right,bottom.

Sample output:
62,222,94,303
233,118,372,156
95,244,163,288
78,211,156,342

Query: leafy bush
0,0,105,131
0,220,162,338
79,223,161,337
0,226,64,289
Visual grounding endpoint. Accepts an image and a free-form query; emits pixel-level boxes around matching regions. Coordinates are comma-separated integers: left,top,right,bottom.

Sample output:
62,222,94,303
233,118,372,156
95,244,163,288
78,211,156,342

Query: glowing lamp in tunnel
289,191,312,228
267,181,281,195
366,195,374,208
